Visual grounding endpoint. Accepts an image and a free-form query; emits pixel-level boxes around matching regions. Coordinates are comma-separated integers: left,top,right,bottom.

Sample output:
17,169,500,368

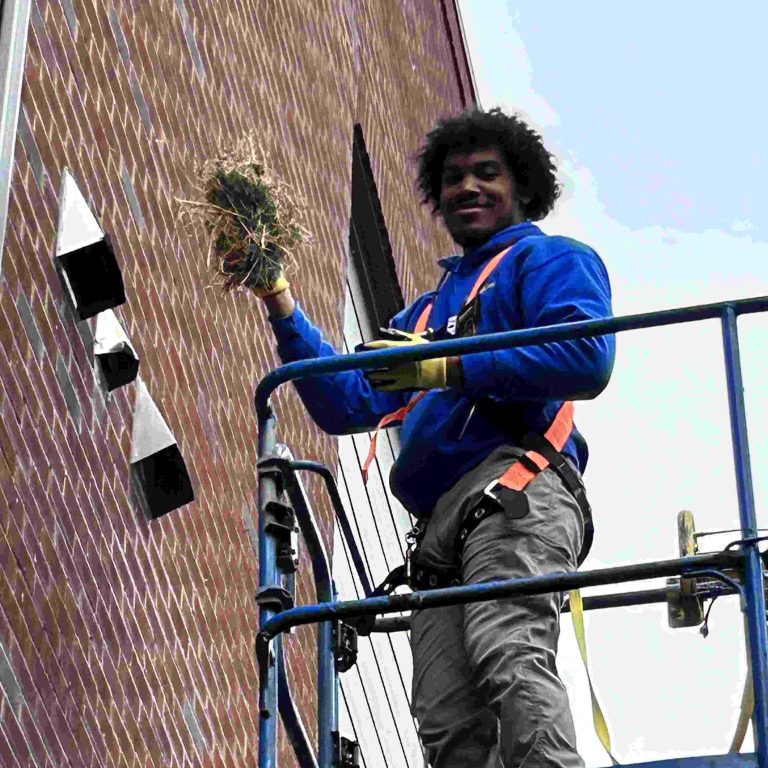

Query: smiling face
438,146,526,249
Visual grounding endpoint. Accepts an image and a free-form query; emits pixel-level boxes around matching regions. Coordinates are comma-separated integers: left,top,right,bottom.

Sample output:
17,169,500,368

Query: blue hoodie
270,221,614,517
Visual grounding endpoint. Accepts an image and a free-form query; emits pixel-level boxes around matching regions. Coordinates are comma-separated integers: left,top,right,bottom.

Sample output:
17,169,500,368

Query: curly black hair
416,107,561,221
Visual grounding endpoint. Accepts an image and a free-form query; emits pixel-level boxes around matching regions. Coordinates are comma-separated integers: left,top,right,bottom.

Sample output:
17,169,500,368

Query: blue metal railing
255,295,768,768
263,452,417,766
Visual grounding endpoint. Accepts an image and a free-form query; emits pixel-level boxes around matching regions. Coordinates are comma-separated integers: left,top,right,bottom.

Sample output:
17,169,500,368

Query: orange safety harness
411,399,589,590
355,245,596,599
489,401,574,493
361,245,514,483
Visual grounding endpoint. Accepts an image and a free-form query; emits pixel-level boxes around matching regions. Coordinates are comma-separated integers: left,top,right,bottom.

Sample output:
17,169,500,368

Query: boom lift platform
254,296,768,768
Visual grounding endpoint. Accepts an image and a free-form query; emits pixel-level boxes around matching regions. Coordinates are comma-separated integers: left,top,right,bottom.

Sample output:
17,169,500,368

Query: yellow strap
729,674,754,752
569,589,619,765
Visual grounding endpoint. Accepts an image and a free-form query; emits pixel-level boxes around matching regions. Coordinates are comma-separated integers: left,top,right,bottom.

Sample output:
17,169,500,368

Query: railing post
721,306,768,768
266,450,340,766
258,405,281,768
318,608,337,766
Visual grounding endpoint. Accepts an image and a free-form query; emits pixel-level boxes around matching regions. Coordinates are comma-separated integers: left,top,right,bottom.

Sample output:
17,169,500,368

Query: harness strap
372,411,590,594
452,426,592,566
464,247,509,304
413,303,432,335
570,589,619,764
361,391,428,484
730,674,754,752
410,566,461,591
369,564,408,597
522,432,594,563
494,401,575,491
361,245,514,484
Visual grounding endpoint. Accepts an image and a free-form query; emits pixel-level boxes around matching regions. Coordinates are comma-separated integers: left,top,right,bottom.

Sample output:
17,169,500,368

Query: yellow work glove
219,247,290,297
250,273,290,298
363,330,447,391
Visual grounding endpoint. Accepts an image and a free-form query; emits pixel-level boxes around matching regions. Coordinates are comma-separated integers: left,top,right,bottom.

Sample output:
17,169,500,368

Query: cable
689,569,746,638
343,436,420,750
699,596,719,639
369,433,407,560
336,509,419,759
340,681,368,768
337,460,377,585
341,331,408,570
338,335,399,573
360,633,411,765
346,429,399,572
350,664,388,765
338,521,369,599
365,417,414,642
356,424,414,643
338,281,419,762
695,527,768,540
724,534,768,552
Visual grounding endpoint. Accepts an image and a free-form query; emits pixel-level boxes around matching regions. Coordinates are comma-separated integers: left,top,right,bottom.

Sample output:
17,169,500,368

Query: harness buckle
483,478,500,503
404,520,426,585
333,622,359,672
405,546,414,584
483,479,509,508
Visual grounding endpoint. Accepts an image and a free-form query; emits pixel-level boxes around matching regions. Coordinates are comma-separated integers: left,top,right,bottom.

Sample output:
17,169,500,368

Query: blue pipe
278,461,337,767
257,409,280,768
260,552,742,639
277,640,319,768
255,296,768,418
365,580,743,634
720,308,768,768
317,621,335,767
288,459,374,596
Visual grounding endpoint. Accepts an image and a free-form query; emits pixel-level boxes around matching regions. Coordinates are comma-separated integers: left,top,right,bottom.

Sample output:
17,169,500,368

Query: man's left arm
458,247,615,401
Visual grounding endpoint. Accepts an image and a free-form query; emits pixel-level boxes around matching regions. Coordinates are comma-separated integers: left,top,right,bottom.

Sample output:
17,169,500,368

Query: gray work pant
410,446,585,768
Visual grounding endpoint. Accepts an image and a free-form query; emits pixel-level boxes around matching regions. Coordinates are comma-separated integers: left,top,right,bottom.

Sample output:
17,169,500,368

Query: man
256,108,614,768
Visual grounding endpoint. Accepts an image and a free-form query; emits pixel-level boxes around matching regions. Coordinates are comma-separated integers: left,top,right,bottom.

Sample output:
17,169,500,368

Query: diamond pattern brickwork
0,0,473,765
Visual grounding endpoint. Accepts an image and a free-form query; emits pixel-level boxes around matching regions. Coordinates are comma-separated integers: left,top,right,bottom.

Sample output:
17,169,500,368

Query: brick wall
0,1,473,765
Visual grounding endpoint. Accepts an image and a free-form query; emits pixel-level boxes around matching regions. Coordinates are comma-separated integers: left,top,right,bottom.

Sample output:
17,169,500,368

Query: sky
457,1,768,764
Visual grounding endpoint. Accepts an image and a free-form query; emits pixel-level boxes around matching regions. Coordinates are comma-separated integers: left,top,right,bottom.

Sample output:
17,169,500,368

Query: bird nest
176,135,309,292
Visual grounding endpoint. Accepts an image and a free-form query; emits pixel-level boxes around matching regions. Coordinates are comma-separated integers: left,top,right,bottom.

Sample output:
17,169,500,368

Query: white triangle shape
130,379,177,463
94,310,138,358
56,169,104,256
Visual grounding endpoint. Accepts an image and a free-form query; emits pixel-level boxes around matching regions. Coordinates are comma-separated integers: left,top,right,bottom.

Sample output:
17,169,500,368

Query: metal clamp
332,732,360,767
257,455,288,488
482,478,502,505
333,622,358,673
666,576,705,628
255,585,294,614
404,520,427,585
277,521,300,574
264,499,296,540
